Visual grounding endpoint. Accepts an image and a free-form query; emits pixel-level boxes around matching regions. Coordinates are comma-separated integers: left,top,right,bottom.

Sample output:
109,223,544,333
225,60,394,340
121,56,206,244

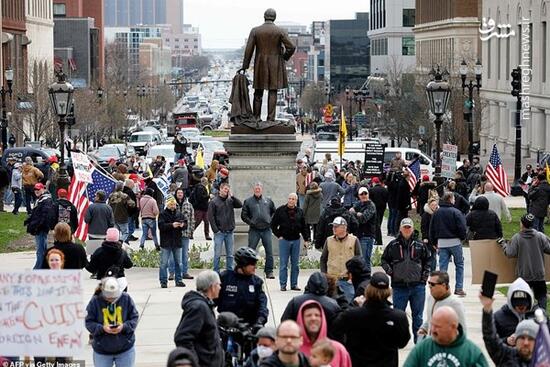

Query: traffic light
511,67,521,97
66,102,76,126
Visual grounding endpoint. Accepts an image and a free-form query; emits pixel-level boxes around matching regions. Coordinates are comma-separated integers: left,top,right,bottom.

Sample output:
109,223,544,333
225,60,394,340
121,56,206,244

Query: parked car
1,147,59,179
103,143,135,158
92,145,125,167
128,131,161,155
146,144,176,165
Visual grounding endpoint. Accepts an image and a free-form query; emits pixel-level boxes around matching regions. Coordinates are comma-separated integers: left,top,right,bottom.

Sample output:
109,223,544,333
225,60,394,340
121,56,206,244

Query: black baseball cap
370,272,390,289
521,213,535,228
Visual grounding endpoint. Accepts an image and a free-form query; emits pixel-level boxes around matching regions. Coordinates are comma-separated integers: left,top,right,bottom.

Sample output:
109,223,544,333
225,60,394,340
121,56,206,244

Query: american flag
486,144,510,197
405,158,421,192
69,167,117,241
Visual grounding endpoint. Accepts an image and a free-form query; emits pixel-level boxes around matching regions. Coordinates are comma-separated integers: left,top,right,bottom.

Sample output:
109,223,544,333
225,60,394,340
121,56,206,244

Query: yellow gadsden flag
546,162,550,183
338,108,347,157
196,147,205,169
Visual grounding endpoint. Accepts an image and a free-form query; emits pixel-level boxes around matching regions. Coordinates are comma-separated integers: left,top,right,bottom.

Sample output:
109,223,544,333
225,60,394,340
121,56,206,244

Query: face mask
256,345,273,359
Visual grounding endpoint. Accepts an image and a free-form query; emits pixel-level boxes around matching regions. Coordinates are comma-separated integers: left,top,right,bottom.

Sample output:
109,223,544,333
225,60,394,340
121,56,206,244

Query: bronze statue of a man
238,8,296,122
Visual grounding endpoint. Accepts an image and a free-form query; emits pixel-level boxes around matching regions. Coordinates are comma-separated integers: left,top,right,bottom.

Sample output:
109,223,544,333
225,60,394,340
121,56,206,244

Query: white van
128,131,161,155
312,142,435,178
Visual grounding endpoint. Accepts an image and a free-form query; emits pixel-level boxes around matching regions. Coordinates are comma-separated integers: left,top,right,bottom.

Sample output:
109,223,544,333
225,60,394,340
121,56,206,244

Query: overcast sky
184,0,370,49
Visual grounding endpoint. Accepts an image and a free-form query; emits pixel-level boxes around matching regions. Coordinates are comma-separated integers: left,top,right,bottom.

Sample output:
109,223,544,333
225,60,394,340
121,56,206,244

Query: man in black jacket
382,218,431,342
368,177,388,247
480,293,538,367
123,179,139,242
528,173,550,232
191,177,211,240
280,272,341,339
259,320,310,367
242,182,276,278
314,197,358,250
158,197,186,288
430,191,467,297
54,188,79,234
174,270,224,367
333,272,410,367
25,183,55,269
271,193,310,291
173,134,188,162
207,182,243,272
350,187,377,272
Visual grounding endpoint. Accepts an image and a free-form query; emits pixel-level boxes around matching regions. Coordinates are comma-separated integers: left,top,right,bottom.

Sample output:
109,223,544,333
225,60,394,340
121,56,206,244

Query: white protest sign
441,144,458,178
72,152,93,183
0,270,85,357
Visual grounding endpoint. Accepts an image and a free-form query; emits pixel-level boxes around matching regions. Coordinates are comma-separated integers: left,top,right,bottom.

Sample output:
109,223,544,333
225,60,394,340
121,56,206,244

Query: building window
402,37,415,55
175,38,179,42
403,9,415,27
53,3,66,17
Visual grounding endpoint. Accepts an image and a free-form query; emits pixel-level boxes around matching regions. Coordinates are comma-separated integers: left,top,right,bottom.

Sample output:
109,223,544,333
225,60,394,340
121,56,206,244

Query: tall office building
104,0,184,33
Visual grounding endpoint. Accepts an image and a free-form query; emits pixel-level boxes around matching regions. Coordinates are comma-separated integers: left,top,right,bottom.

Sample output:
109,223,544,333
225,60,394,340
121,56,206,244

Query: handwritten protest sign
0,270,85,357
441,144,458,179
72,152,93,183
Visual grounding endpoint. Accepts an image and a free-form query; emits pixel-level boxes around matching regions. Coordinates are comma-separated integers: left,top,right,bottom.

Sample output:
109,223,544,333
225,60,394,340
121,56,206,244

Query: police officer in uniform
216,247,269,327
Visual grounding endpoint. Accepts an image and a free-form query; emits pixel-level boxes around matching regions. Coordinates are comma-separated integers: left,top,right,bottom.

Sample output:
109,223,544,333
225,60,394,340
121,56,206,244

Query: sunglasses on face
428,281,445,287
359,192,368,196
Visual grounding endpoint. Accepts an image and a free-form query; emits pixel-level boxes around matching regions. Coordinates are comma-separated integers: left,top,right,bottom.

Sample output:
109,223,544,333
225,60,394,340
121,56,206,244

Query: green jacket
403,326,488,367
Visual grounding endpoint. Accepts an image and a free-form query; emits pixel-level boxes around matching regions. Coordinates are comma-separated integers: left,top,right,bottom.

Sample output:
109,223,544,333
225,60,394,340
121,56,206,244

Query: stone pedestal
222,134,303,253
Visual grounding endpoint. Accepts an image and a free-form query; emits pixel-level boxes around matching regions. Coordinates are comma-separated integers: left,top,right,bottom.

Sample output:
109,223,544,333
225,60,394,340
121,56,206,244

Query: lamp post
48,72,74,190
426,66,451,181
1,67,14,153
511,67,522,184
459,59,482,162
136,85,147,121
345,87,354,141
325,85,334,104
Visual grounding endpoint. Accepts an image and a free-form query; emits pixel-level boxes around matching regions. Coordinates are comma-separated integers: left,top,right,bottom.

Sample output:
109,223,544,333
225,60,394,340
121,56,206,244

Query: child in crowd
309,339,335,367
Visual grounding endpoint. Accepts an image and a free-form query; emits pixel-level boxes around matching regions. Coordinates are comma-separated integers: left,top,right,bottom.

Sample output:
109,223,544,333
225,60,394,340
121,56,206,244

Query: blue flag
531,322,550,366
87,168,117,202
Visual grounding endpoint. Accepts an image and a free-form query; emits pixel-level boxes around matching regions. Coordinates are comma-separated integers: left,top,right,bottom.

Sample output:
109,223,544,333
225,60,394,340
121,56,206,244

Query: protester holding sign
85,276,139,367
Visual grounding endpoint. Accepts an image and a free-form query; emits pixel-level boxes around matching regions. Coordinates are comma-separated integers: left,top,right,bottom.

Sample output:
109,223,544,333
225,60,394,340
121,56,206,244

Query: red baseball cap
34,183,45,190
372,177,381,184
219,167,229,177
57,188,68,198
422,175,430,182
48,155,58,163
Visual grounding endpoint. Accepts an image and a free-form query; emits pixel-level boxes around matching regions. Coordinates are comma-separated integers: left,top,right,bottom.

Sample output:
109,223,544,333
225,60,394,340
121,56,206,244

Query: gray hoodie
504,228,550,281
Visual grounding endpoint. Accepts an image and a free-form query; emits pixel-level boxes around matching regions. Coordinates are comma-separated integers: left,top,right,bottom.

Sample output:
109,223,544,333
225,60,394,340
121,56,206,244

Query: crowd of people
5,139,550,367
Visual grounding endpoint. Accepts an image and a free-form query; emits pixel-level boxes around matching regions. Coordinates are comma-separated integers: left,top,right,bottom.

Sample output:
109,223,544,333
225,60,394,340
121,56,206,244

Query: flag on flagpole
69,167,117,242
546,162,550,184
338,108,347,158
530,319,550,366
196,147,205,169
486,144,511,197
405,159,421,192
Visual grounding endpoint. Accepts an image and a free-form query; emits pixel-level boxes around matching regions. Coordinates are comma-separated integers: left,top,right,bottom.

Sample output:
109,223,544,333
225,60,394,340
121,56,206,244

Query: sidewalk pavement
0,216,507,366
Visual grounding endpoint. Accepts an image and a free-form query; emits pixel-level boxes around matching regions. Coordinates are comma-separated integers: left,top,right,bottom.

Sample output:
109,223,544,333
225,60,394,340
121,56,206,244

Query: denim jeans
24,186,35,214
279,238,300,288
160,247,182,284
338,279,355,303
34,232,49,269
115,222,129,243
12,189,22,214
359,236,375,273
127,216,135,237
533,216,545,233
438,244,464,291
298,194,305,208
392,284,426,342
387,208,398,235
93,346,135,367
140,219,159,248
4,186,14,205
213,231,234,272
248,228,274,274
169,237,190,276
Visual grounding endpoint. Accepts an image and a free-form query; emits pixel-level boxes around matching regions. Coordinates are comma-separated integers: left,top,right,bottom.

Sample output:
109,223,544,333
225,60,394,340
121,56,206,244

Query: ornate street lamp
459,59,482,162
426,66,451,180
48,72,74,190
1,67,14,153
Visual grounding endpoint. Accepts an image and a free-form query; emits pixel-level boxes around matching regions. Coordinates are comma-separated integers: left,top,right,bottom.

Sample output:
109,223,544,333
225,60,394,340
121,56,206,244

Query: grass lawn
502,208,550,239
0,212,32,253
203,130,230,137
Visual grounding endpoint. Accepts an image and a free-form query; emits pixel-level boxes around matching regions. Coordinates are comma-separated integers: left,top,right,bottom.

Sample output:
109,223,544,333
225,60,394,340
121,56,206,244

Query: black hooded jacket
314,202,358,249
86,241,133,279
259,353,310,367
466,196,502,240
166,347,199,367
174,290,224,367
345,256,371,297
280,272,341,339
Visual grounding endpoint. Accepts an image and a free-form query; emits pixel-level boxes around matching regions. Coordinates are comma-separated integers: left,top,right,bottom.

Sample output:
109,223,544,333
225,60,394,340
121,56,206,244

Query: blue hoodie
85,292,139,355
